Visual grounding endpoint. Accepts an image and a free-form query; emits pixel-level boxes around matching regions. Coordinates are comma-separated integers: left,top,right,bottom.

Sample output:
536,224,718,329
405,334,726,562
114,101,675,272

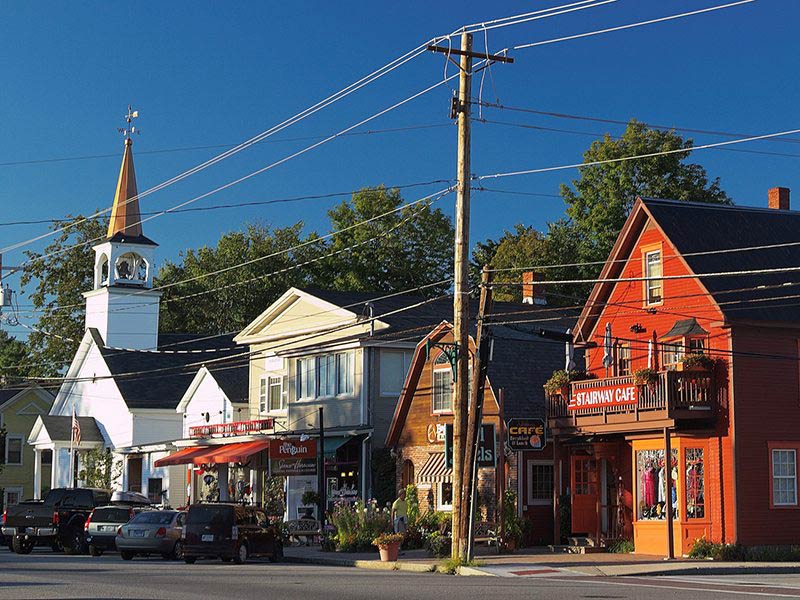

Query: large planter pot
378,541,400,562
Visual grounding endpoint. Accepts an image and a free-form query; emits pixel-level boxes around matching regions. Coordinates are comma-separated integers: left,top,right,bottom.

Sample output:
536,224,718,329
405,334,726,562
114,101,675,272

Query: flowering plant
372,532,404,547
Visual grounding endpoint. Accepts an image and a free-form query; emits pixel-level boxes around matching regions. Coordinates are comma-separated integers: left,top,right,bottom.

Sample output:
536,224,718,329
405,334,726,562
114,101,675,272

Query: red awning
205,440,270,465
154,446,216,468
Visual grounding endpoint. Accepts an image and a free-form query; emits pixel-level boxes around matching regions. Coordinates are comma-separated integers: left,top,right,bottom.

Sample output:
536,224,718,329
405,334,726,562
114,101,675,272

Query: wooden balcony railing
547,370,715,422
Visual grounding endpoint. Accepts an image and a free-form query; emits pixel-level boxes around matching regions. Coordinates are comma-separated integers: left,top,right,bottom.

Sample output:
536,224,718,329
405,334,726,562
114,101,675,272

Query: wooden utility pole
427,31,513,563
450,29,473,562
461,266,493,561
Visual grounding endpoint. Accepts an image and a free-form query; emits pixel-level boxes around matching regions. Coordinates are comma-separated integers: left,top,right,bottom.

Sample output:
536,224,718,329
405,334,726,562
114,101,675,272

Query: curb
614,564,800,578
457,566,494,577
284,554,438,573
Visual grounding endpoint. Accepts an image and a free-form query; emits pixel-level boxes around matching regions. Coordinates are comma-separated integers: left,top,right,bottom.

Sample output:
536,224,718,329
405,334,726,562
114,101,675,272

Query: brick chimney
522,271,547,305
768,187,790,211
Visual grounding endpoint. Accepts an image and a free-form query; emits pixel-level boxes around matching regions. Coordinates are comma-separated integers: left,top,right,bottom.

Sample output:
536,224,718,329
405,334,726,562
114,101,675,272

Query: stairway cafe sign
568,382,638,411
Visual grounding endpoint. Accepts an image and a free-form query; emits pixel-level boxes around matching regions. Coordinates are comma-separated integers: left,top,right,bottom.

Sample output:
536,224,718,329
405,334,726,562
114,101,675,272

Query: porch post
552,435,560,545
218,463,230,501
34,449,43,499
664,427,675,559
51,447,59,490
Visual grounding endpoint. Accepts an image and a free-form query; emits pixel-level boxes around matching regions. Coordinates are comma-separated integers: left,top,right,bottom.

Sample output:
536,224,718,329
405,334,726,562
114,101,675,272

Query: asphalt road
3,547,800,599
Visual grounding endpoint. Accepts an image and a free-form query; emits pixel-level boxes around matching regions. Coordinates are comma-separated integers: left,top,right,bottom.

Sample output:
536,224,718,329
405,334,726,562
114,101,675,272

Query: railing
547,370,714,420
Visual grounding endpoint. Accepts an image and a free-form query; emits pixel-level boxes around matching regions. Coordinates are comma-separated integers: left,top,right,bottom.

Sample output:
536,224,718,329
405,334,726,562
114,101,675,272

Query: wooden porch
547,370,716,434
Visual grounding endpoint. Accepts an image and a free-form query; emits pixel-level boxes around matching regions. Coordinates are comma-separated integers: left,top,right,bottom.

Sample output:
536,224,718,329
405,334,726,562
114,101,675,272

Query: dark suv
183,504,282,564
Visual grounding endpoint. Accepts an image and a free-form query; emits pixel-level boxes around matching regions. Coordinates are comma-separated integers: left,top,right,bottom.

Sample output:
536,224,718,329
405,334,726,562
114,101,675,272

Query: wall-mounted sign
269,438,317,459
271,457,317,476
444,423,496,469
190,418,274,438
568,383,638,411
507,418,546,451
426,423,447,444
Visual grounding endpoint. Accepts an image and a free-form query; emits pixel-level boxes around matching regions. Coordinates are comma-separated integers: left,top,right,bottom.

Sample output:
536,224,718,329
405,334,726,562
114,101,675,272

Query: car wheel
233,543,248,565
88,544,104,557
12,536,34,555
120,551,135,561
221,557,232,562
172,541,184,561
51,541,63,553
268,542,284,563
65,530,85,555
184,556,197,564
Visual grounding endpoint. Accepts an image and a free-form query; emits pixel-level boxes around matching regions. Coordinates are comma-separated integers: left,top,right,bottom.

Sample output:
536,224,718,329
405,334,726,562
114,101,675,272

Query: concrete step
547,544,606,554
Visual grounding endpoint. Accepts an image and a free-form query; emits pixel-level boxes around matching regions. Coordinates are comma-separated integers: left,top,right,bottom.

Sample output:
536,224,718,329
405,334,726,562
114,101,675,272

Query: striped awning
417,452,452,484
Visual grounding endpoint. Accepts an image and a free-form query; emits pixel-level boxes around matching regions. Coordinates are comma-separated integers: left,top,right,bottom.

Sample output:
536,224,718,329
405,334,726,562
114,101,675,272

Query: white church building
28,131,245,506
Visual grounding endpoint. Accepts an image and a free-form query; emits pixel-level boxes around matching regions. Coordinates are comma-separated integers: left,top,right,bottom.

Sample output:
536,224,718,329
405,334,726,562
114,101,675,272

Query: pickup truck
2,488,111,554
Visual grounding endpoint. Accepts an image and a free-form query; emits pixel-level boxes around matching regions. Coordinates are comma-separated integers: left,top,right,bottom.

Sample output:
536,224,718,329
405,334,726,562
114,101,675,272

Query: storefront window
685,448,705,519
636,448,678,520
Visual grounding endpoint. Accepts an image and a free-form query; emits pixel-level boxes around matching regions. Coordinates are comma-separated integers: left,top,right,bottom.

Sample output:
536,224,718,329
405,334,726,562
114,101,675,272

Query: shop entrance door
570,456,598,535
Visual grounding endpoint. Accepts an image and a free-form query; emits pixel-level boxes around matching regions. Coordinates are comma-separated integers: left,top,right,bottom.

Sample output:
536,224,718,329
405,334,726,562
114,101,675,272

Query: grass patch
607,538,635,554
438,557,484,574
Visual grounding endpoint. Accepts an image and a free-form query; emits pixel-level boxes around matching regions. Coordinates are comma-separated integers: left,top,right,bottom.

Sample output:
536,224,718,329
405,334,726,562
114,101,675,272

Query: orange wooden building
550,190,800,556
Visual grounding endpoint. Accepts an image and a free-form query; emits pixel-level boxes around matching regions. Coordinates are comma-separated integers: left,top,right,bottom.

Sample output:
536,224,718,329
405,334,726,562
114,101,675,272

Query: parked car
183,503,282,564
2,488,111,554
115,510,186,561
85,493,153,556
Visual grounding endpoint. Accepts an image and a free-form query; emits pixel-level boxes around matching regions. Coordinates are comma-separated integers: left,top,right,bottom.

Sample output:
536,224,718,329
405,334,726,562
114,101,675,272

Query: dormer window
660,318,709,370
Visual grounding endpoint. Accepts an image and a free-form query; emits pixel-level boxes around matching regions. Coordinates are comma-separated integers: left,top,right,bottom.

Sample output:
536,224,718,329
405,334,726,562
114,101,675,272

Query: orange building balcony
547,370,717,435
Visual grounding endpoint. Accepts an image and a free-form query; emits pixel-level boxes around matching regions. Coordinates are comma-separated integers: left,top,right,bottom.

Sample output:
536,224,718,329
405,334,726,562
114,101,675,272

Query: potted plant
679,353,715,372
633,368,659,389
544,370,594,397
373,532,404,562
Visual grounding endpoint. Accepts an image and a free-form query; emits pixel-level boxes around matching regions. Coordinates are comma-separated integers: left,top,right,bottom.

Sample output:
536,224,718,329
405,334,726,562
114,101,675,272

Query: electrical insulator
0,284,11,308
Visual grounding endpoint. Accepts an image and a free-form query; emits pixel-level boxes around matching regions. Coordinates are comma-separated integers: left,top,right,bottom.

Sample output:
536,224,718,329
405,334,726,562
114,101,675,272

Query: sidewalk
283,544,800,577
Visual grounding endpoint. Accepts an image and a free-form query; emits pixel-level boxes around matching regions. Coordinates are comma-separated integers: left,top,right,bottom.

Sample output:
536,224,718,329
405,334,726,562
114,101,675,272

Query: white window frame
3,486,24,507
318,354,337,397
437,481,453,511
296,352,355,401
268,375,285,412
645,249,663,305
5,434,23,466
336,352,354,397
297,358,317,400
772,449,798,507
379,350,412,397
526,460,554,506
432,366,453,414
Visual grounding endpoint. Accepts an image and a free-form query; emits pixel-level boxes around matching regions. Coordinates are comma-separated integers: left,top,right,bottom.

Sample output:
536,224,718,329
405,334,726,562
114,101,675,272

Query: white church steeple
83,108,161,349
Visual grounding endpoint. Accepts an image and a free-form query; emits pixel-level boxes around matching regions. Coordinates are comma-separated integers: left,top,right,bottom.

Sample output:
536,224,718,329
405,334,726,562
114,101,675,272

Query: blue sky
1,0,797,335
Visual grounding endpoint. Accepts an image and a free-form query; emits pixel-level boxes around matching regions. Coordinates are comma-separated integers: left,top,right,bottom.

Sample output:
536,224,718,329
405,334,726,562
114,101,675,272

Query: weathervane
117,105,140,140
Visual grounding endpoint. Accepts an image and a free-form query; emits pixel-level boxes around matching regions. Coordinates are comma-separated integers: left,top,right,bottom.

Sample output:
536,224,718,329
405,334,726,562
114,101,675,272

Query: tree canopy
474,121,732,303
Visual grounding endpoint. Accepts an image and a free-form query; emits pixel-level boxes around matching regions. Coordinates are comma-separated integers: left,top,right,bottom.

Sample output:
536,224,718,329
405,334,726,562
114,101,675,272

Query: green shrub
544,370,594,394
501,489,524,551
329,500,392,552
607,538,635,553
425,531,451,558
405,484,420,526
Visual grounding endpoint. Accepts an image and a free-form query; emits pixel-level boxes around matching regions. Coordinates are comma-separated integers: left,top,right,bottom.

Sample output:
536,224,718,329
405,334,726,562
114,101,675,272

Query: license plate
131,530,146,537
201,534,214,542
98,526,110,532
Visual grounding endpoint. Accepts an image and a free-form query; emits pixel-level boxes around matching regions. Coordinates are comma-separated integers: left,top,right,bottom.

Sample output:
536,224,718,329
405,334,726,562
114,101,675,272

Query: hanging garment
643,466,657,506
658,467,666,503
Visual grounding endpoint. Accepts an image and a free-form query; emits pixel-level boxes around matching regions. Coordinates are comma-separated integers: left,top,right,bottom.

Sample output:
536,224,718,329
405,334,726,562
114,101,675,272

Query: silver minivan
116,510,186,560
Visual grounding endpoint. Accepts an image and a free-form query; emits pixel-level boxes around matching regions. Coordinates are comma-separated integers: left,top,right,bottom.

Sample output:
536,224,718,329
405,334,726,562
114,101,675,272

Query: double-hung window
772,449,798,506
5,435,23,466
336,352,354,396
433,354,453,413
296,351,355,400
298,358,317,400
616,343,631,376
645,249,663,305
318,354,337,397
261,375,285,413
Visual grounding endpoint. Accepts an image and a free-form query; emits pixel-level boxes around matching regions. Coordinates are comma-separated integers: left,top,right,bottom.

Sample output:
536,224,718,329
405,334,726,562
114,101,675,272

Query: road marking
546,576,800,598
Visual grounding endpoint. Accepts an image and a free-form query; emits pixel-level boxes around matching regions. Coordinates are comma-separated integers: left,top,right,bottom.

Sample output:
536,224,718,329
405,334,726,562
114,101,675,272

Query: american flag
71,410,81,447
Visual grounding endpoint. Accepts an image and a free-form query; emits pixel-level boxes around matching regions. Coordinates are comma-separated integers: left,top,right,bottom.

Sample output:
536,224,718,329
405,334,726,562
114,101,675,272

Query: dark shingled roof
207,365,249,404
40,415,104,443
643,198,800,324
486,307,584,421
660,317,709,339
297,288,454,334
0,388,22,409
89,330,246,410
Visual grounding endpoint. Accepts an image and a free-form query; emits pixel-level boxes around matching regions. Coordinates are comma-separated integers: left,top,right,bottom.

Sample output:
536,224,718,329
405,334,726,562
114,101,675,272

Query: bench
473,521,498,546
284,519,321,546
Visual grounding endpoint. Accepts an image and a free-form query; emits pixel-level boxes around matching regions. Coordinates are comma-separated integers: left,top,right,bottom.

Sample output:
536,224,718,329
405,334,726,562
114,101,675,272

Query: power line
0,179,453,228
510,0,755,50
0,124,452,169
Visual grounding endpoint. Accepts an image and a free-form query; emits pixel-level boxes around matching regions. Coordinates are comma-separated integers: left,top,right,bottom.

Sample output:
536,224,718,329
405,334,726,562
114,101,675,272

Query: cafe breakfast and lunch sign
567,382,639,411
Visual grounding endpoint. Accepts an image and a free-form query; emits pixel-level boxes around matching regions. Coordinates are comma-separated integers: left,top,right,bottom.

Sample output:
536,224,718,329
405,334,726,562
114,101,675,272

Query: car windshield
130,511,175,525
92,508,132,523
186,506,231,526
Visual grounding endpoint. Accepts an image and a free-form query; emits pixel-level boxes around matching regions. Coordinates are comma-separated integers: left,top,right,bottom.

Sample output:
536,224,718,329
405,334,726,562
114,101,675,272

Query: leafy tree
157,223,326,334
0,331,35,384
20,215,107,375
474,122,731,303
325,186,454,295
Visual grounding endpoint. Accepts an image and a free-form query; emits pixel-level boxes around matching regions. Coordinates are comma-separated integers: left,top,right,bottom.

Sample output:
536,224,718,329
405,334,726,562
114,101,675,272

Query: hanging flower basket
678,353,714,372
633,368,659,389
544,370,594,395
